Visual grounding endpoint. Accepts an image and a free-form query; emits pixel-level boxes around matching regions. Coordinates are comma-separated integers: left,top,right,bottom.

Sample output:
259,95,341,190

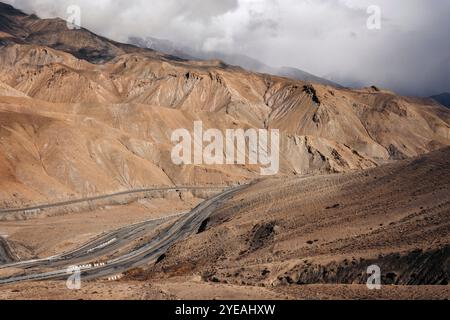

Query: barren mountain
0,3,449,209
0,2,170,64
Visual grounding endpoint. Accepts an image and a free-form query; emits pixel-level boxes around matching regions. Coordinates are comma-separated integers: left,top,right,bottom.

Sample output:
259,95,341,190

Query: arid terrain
0,2,449,300
1,149,449,299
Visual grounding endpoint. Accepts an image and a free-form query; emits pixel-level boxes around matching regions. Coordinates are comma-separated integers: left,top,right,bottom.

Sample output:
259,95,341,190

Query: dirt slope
144,148,450,287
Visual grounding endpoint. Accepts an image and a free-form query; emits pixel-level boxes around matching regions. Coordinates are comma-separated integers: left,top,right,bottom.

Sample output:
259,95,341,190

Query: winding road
0,184,247,285
0,186,227,215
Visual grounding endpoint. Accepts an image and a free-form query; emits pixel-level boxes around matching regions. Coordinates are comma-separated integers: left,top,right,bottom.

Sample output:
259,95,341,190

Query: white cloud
5,0,450,96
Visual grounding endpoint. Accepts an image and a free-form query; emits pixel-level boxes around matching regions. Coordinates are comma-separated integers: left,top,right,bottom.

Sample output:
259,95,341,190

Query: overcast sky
6,0,450,96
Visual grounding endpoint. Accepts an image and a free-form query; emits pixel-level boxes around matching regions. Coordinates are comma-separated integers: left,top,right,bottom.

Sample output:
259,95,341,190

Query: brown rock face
0,4,449,208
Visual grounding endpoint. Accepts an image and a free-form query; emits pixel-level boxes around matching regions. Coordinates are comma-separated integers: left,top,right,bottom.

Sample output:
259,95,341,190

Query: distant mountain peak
430,92,450,108
128,36,342,88
0,2,27,16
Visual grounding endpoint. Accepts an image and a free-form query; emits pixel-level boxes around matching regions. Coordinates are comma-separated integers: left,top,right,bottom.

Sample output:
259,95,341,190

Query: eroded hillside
0,3,449,208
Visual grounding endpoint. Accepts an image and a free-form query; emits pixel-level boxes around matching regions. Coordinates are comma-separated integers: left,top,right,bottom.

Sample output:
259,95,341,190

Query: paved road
0,185,247,285
0,212,187,270
0,186,227,214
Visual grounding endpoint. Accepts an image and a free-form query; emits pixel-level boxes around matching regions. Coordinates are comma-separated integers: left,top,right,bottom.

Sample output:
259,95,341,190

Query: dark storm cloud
5,0,450,96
